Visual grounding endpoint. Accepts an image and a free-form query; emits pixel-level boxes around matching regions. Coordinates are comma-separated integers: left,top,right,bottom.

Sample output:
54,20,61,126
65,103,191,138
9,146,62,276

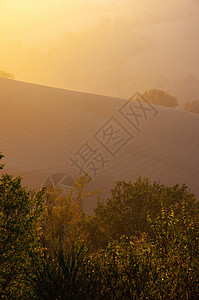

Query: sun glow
1,0,198,103
0,0,80,41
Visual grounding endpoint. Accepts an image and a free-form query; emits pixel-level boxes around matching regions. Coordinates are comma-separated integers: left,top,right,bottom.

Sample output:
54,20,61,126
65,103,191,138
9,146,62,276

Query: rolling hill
1,78,199,212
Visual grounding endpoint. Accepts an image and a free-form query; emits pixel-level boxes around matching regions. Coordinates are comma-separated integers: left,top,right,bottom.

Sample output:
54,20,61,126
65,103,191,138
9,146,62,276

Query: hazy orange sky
1,0,199,104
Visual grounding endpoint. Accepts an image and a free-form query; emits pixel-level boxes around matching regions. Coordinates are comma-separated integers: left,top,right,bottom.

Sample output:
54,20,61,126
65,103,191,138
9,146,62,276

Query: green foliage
0,153,198,299
147,201,199,299
42,186,85,258
0,70,14,80
42,174,98,257
30,176,198,299
89,207,199,299
33,213,198,299
27,175,98,298
86,177,198,249
184,99,199,114
0,153,4,170
0,174,45,298
142,89,178,108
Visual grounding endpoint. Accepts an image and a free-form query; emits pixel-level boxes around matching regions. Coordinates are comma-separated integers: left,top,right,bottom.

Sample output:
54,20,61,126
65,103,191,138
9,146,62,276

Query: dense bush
26,178,199,299
30,203,199,299
84,177,198,249
0,173,45,297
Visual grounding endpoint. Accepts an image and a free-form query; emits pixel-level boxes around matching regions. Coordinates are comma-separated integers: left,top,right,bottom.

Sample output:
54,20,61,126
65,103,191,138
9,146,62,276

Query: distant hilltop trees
142,89,178,108
0,70,14,79
184,99,199,114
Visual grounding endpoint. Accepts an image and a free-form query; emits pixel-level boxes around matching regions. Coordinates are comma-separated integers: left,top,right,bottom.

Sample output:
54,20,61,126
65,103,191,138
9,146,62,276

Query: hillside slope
1,78,199,212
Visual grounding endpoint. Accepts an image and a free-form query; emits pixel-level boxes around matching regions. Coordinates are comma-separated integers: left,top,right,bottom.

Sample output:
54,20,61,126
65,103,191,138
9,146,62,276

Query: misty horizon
1,0,199,104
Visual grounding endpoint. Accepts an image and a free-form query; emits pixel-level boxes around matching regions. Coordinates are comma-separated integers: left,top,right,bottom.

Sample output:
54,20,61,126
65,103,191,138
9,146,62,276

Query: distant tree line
184,100,199,114
0,70,14,80
1,70,199,115
141,89,199,115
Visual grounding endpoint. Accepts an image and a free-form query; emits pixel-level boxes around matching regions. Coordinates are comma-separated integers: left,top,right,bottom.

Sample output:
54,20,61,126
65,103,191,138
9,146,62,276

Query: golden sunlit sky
1,0,199,103
0,0,123,42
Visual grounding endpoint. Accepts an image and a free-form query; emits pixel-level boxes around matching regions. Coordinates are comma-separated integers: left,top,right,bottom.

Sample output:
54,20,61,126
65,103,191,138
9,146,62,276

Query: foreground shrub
29,185,198,299
0,153,198,300
0,174,45,298
29,239,90,300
